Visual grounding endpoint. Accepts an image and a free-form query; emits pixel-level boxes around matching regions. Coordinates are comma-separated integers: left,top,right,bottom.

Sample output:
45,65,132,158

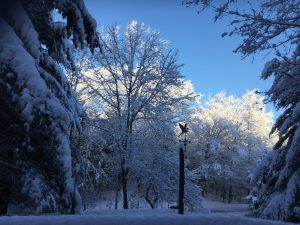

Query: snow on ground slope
0,209,295,225
202,198,250,215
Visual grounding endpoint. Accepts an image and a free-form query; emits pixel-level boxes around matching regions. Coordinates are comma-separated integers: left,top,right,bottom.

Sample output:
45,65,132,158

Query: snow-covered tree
71,118,112,192
183,0,299,58
75,21,196,209
251,41,300,222
129,117,202,210
0,0,99,213
187,91,274,203
183,0,300,222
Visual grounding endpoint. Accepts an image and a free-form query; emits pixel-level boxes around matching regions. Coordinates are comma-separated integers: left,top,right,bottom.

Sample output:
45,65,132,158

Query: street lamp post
178,123,189,215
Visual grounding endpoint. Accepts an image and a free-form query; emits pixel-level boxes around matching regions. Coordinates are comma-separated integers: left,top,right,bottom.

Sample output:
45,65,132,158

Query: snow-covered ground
0,209,295,225
201,198,250,216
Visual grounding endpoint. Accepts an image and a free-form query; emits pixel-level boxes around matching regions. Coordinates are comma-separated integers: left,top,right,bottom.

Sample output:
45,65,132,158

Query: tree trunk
0,181,10,215
215,181,218,195
145,196,155,209
144,185,158,209
221,185,226,203
70,175,78,214
114,182,119,210
121,168,128,209
228,181,233,204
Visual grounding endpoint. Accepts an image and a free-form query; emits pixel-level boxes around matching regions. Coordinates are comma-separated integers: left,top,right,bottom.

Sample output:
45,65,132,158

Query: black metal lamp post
178,123,189,215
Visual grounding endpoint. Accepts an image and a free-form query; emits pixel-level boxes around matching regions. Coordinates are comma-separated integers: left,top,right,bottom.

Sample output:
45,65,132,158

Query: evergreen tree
251,40,300,222
0,0,99,213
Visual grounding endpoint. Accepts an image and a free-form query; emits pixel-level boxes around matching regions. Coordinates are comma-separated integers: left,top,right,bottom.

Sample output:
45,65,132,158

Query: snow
0,209,294,225
9,3,41,60
201,199,250,215
261,58,280,79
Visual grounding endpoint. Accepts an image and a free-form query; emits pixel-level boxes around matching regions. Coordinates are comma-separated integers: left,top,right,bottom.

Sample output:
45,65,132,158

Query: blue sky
84,0,276,113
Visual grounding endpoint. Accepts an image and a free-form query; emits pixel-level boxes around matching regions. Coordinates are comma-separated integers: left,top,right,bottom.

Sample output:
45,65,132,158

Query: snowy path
0,209,294,225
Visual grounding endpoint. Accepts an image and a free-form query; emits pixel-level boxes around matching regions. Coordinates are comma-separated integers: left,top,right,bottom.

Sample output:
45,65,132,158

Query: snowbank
0,209,294,225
